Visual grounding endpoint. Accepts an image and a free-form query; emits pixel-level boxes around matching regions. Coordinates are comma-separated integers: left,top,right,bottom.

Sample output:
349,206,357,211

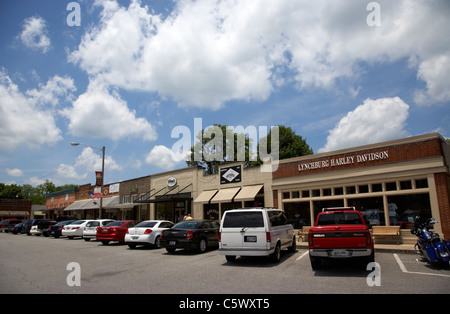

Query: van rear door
221,211,267,250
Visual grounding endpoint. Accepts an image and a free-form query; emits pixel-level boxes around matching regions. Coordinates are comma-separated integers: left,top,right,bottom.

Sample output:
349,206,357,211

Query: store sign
298,150,389,172
167,177,177,187
221,165,242,184
95,171,103,186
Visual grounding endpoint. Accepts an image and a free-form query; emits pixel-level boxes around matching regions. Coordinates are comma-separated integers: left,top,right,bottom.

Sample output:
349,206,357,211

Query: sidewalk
296,241,417,254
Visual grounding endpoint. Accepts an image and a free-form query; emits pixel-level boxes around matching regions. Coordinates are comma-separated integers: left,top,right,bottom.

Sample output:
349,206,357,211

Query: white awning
64,196,119,211
233,185,263,202
194,190,218,204
210,187,241,203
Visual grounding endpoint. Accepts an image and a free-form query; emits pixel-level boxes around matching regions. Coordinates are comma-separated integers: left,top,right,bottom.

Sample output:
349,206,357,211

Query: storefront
272,133,450,240
135,162,272,222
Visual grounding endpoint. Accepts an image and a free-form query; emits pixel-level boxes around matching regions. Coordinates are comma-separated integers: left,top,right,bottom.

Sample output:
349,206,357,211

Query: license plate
244,236,257,242
169,241,176,246
131,236,139,240
335,249,348,256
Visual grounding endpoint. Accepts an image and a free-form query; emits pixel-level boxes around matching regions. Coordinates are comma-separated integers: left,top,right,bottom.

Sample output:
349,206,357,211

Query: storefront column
309,199,314,226
383,194,390,226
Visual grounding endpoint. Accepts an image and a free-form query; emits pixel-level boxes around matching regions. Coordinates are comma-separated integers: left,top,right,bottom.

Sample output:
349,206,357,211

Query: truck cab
308,207,374,270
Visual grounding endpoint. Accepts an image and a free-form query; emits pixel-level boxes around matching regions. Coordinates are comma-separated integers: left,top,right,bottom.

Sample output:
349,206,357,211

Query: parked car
125,220,174,249
29,220,56,236
160,220,220,253
0,219,22,232
96,221,138,245
62,220,89,239
83,219,115,241
219,208,296,263
48,220,77,238
20,220,34,235
12,222,25,234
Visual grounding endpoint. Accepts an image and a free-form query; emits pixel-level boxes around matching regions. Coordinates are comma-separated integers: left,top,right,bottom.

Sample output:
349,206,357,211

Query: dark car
160,220,220,253
0,219,22,232
12,222,25,234
20,219,34,235
48,220,77,238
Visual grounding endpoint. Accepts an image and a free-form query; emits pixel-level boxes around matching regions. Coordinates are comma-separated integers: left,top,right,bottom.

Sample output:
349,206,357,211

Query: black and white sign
220,165,241,184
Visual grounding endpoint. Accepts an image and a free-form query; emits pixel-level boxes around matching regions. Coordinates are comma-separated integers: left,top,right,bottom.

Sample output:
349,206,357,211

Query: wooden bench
371,226,401,244
299,226,311,242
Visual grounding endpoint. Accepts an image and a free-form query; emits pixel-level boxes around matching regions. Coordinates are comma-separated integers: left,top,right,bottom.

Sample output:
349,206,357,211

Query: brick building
272,133,450,241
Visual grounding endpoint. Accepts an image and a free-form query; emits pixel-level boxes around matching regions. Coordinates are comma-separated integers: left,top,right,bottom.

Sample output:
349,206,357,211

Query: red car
96,220,138,245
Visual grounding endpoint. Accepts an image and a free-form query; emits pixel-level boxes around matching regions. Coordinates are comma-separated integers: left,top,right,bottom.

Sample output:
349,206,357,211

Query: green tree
0,183,24,199
251,125,313,167
186,124,254,175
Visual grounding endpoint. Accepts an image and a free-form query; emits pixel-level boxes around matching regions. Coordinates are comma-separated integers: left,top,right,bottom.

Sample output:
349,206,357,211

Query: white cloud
319,97,409,152
0,70,68,152
61,78,157,141
145,145,183,170
19,16,51,53
68,0,450,109
6,168,24,177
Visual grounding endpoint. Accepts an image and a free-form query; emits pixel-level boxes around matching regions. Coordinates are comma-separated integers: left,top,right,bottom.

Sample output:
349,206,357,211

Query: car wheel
226,255,236,262
310,256,322,270
84,238,90,241
198,238,207,253
288,236,296,252
166,248,176,253
270,242,281,263
154,236,161,249
128,243,137,249
101,240,110,245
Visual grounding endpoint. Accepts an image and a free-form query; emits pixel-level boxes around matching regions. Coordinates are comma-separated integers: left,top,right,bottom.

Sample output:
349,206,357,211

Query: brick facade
435,172,450,238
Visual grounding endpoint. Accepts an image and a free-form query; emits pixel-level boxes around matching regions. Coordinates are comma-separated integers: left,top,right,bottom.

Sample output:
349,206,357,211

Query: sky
0,0,449,187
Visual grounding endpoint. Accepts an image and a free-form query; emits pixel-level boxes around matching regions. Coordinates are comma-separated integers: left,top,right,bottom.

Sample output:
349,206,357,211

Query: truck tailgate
309,225,369,249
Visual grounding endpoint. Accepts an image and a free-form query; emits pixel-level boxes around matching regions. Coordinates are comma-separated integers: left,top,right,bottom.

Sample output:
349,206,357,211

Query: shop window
372,183,383,192
312,189,320,197
283,192,290,199
415,178,428,189
291,191,300,199
388,193,431,229
334,187,344,195
302,190,310,198
313,199,345,223
358,185,369,193
385,182,397,191
348,197,385,227
322,188,332,196
400,180,412,190
346,186,356,194
284,201,311,227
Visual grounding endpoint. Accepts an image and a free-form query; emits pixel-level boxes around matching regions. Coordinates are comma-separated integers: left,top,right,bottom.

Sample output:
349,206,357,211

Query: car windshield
222,212,264,228
134,221,157,228
70,220,86,225
106,221,125,227
173,221,202,230
317,212,363,225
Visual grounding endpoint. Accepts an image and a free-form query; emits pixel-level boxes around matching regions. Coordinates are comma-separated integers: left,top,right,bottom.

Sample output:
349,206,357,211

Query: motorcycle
410,216,450,268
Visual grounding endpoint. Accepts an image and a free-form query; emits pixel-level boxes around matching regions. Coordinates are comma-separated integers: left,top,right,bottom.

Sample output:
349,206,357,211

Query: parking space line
296,251,309,261
393,254,450,278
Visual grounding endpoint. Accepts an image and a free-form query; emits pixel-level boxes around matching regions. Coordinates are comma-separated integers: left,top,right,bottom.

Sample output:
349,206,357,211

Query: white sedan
83,219,115,241
62,220,91,239
125,220,174,249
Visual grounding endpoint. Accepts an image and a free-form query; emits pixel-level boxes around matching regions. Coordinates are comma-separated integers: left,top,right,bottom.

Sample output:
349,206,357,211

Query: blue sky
1,0,449,187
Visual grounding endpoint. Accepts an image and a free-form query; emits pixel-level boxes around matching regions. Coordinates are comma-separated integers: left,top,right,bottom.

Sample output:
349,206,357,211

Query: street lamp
71,142,106,219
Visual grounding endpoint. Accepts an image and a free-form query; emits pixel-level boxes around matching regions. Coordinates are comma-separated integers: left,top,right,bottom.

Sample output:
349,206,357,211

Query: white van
219,208,296,263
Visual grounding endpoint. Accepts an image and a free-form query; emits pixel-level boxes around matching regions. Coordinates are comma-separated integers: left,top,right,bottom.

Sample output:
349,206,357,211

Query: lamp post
71,142,105,219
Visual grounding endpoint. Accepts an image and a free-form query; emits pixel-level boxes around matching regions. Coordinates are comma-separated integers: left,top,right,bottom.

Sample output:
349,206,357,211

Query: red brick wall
274,138,443,179
435,173,450,238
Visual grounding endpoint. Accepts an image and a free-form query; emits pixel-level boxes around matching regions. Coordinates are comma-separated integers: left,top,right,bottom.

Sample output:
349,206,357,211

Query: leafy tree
0,183,24,199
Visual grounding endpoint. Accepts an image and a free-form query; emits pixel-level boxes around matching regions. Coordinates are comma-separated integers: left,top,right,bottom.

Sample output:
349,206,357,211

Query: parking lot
0,232,449,295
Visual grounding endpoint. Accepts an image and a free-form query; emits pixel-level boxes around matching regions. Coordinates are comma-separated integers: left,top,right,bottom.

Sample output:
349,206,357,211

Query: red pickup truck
308,207,374,270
